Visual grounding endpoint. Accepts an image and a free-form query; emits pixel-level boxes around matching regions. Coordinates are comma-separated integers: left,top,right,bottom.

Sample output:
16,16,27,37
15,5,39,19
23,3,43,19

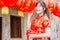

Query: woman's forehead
37,3,41,6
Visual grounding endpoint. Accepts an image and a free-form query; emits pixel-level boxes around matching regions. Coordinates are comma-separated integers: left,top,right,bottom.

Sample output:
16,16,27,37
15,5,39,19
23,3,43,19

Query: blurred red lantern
53,2,60,17
0,0,18,8
0,0,4,8
15,0,38,12
27,0,38,12
48,2,54,13
15,0,25,11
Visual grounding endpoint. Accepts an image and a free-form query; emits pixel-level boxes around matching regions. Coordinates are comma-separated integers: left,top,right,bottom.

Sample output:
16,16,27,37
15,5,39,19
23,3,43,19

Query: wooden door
10,15,22,38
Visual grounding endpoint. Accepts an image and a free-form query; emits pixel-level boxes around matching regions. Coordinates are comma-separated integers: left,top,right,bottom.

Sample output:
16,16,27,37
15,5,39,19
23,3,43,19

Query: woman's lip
36,9,40,11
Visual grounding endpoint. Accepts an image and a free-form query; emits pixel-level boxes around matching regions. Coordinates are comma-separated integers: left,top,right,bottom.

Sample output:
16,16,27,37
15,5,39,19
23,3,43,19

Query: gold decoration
18,10,24,17
2,7,9,14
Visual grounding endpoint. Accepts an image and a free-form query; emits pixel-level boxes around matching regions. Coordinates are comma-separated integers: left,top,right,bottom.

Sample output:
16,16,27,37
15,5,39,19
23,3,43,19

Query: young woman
26,0,59,40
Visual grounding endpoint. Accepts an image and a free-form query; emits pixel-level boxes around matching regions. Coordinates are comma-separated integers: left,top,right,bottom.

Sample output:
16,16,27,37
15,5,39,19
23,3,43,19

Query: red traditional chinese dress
26,15,50,40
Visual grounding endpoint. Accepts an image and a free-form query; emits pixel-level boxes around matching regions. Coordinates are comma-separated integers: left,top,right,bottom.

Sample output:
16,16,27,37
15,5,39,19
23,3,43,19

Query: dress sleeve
42,15,50,28
31,16,40,30
42,19,50,28
31,18,37,30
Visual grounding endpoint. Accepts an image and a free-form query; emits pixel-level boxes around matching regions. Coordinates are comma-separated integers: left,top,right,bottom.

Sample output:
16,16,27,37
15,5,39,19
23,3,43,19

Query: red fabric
33,37,50,40
26,16,50,40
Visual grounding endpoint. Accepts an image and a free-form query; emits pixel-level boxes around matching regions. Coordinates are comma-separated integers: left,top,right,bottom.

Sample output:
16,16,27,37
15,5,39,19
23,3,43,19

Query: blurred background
0,0,60,40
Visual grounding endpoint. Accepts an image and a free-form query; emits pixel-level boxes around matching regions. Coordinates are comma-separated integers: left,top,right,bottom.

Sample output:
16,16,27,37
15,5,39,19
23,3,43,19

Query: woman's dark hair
35,0,50,18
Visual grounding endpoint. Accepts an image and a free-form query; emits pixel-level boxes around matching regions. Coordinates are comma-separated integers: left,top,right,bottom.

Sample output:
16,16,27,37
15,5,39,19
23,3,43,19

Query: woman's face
34,3,44,15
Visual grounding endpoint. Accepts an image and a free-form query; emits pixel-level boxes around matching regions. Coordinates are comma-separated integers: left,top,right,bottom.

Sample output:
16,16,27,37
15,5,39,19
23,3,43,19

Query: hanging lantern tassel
18,10,24,17
2,7,9,14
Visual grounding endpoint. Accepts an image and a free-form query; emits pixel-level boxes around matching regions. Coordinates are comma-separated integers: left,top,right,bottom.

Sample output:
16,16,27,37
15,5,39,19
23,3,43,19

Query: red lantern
23,0,33,12
15,0,25,11
48,2,54,13
0,0,4,8
15,0,38,12
27,0,38,12
0,0,18,8
53,2,60,17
